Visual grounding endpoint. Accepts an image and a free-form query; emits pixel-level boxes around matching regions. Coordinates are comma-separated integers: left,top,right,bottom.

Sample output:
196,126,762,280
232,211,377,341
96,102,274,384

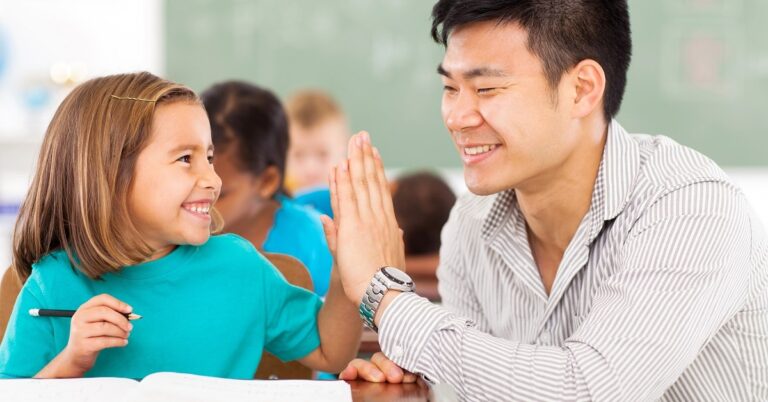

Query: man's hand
338,352,417,383
320,131,406,304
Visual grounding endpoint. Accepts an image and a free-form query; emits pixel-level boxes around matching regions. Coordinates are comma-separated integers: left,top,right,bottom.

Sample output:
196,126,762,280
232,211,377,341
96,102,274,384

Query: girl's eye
178,155,191,164
207,155,214,164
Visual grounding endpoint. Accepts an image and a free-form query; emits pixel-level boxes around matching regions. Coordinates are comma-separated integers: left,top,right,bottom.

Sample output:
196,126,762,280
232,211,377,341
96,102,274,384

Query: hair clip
110,95,156,102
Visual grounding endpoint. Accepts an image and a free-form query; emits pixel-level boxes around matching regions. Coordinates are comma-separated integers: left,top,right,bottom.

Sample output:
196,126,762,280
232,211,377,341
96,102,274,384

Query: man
321,0,768,400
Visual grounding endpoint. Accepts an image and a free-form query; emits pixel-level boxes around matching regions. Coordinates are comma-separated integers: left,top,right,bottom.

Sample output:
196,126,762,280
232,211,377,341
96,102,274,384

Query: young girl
201,82,333,296
0,72,360,379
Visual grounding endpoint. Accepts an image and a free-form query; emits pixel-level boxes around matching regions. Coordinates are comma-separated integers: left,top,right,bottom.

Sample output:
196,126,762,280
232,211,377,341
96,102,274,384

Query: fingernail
341,161,349,172
373,370,385,382
389,368,401,378
373,147,381,159
362,132,370,143
124,339,129,345
355,135,363,147
128,323,133,331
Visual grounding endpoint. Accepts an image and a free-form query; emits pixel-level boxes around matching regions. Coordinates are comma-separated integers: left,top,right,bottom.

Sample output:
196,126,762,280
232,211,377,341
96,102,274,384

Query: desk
349,380,430,401
359,327,380,354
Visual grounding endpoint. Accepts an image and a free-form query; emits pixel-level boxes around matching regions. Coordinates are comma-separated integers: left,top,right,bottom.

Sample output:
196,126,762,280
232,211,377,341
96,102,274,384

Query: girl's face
128,102,222,256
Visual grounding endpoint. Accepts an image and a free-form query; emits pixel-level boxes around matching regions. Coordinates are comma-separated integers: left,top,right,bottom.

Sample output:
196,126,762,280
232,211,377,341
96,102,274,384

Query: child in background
0,72,360,379
391,171,456,300
284,90,350,218
202,82,334,297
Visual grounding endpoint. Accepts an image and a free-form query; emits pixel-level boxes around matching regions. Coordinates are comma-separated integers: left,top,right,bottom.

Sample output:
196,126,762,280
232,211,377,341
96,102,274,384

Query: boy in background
285,90,350,217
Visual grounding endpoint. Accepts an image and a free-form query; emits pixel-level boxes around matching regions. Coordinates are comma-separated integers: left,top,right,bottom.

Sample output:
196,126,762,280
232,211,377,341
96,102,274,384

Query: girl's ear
257,166,283,199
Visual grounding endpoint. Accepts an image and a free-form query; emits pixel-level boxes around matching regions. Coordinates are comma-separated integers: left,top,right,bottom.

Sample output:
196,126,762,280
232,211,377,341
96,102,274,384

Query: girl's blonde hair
12,71,221,280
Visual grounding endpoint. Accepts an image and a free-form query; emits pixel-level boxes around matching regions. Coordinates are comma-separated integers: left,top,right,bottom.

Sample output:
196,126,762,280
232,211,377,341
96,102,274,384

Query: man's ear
569,59,606,119
257,166,283,199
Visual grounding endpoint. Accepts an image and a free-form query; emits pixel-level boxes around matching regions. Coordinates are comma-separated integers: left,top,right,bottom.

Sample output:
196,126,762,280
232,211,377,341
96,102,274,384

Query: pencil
29,308,142,321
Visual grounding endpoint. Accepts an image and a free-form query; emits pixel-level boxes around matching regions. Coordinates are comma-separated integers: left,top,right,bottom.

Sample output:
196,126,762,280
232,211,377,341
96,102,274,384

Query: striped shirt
378,121,768,401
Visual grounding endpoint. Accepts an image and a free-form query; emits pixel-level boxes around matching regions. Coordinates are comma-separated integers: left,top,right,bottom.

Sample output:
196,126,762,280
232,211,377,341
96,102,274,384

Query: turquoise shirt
0,234,322,379
294,187,334,219
264,197,333,297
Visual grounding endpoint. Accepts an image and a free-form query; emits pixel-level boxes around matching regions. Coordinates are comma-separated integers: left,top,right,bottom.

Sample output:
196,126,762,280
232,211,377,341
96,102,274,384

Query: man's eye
477,88,497,94
443,85,457,93
207,155,214,164
178,155,191,163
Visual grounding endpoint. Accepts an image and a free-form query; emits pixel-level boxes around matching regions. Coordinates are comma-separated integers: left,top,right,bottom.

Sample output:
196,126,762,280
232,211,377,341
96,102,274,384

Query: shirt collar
482,120,640,242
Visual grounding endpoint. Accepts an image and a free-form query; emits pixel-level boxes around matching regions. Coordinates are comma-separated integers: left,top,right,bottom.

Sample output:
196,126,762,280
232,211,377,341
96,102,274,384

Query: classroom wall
0,0,765,269
165,0,768,168
0,0,164,268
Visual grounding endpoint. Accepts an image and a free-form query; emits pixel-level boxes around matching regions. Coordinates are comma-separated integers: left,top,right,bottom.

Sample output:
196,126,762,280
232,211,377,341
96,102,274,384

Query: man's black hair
431,0,632,119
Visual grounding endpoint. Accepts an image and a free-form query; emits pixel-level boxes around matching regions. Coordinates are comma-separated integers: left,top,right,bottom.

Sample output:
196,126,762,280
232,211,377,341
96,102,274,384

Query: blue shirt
0,234,322,379
263,197,333,296
293,187,334,219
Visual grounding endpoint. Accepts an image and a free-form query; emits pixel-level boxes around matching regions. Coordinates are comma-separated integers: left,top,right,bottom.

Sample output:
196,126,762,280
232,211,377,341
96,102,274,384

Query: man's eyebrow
437,64,452,78
437,64,509,80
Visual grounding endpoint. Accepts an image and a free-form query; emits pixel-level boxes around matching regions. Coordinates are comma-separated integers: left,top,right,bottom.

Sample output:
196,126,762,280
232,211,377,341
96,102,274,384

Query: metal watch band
359,267,415,332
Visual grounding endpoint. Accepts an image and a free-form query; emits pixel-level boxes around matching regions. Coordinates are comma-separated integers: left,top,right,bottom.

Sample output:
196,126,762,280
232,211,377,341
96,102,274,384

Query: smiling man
326,0,768,401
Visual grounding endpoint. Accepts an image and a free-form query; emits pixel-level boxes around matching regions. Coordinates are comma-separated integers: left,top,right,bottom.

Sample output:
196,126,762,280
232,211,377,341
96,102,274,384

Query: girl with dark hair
201,81,333,297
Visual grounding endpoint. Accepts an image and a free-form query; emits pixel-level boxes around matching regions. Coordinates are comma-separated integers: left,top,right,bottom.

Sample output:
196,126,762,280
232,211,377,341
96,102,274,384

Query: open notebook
0,372,352,402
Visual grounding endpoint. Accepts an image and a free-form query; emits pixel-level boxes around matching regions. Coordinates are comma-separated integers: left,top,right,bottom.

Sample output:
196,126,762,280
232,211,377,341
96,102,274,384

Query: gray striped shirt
378,121,768,401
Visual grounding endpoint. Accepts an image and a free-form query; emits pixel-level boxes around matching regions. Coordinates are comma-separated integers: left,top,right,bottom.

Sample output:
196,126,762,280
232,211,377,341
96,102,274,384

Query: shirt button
539,332,551,344
390,344,404,358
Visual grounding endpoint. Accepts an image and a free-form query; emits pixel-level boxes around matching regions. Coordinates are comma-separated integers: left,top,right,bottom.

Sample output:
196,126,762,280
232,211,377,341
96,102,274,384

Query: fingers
347,132,373,221
360,136,384,224
320,215,337,255
371,352,407,383
371,146,398,226
402,372,418,383
337,353,410,383
81,293,132,314
336,159,360,225
81,321,130,340
85,336,130,351
341,358,386,382
329,167,340,221
338,364,358,381
80,306,131,331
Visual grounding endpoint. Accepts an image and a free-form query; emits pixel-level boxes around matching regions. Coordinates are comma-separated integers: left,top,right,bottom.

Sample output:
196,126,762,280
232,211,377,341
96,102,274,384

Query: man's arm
376,181,755,401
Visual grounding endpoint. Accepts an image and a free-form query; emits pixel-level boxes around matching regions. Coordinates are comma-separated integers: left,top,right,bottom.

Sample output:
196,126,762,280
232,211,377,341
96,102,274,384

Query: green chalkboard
166,0,768,168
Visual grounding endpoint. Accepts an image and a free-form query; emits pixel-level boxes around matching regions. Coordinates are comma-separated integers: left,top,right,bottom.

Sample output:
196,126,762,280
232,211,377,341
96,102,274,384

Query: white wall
0,0,163,269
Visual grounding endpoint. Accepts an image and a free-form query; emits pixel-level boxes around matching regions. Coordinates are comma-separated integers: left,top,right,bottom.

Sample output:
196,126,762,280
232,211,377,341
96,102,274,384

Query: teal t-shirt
264,196,333,297
0,234,322,379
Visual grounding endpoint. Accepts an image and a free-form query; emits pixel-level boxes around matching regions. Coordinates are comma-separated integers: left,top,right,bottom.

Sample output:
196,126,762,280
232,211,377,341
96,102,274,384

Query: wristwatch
359,267,415,332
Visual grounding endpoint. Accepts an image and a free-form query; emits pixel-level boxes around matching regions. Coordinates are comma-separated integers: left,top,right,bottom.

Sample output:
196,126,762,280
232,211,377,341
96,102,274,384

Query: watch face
381,267,413,286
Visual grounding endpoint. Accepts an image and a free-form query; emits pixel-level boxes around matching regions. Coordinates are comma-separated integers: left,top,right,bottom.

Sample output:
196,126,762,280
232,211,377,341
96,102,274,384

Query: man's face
440,21,579,195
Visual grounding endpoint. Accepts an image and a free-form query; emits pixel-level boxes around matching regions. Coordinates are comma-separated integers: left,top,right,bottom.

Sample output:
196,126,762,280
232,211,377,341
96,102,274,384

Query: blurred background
0,0,765,268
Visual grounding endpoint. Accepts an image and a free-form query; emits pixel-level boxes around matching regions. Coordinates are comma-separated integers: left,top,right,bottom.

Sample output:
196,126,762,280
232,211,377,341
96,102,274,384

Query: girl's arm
297,267,361,373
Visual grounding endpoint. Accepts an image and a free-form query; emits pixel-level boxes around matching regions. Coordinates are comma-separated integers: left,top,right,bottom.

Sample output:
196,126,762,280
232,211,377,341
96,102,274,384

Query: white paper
0,373,352,402
135,373,352,402
0,377,138,402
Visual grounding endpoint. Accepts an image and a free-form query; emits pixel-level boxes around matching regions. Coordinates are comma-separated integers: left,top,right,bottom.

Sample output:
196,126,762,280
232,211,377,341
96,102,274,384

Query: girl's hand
323,132,406,304
59,294,133,376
